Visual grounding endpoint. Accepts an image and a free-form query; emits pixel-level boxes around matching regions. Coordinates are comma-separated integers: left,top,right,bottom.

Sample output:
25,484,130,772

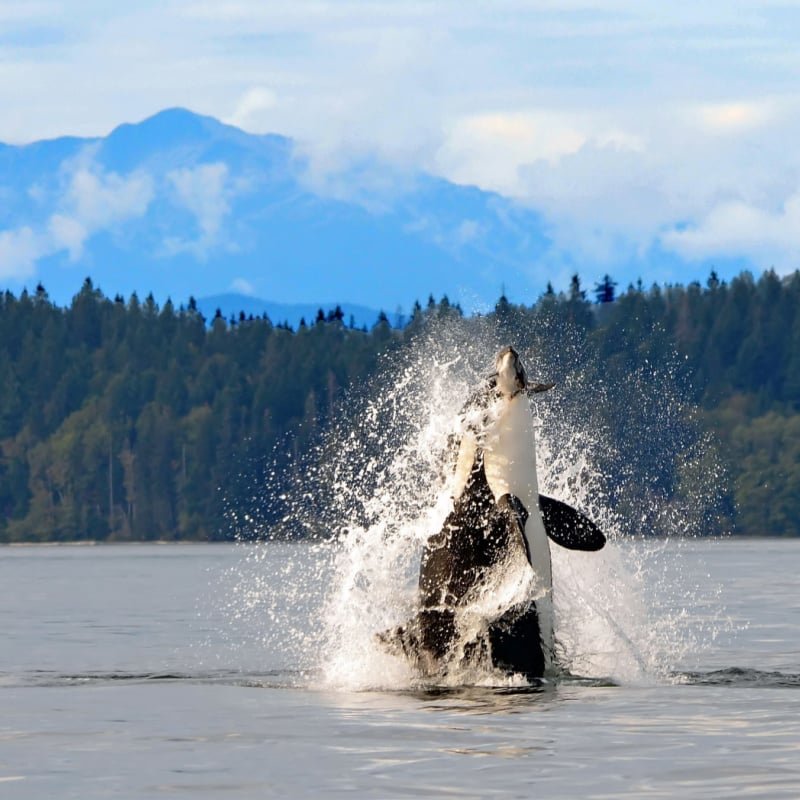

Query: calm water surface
1,539,798,798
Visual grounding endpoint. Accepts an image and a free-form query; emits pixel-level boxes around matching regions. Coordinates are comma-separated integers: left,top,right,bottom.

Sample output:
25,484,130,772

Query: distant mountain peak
143,107,214,125
107,107,228,145
105,106,293,159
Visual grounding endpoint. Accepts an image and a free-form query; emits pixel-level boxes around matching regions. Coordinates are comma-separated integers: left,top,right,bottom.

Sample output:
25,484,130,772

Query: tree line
1,269,798,542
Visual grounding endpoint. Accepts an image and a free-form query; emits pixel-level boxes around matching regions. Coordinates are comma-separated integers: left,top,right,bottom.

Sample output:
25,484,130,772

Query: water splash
223,315,729,689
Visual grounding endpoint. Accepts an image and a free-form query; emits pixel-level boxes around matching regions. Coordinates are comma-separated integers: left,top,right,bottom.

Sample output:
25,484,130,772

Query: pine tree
594,274,617,303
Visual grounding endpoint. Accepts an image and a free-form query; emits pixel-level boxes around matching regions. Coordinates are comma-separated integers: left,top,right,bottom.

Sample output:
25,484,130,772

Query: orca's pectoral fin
538,495,606,551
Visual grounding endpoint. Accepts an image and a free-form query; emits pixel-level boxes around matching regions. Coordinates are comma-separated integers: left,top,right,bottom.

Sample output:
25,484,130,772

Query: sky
3,1,800,297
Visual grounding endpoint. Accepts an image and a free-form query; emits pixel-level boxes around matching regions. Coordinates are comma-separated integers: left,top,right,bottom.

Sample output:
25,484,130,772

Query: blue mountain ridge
195,293,386,331
1,107,737,311
0,108,554,312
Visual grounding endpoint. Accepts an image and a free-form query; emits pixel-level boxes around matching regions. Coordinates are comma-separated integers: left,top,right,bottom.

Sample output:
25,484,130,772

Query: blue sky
3,1,800,301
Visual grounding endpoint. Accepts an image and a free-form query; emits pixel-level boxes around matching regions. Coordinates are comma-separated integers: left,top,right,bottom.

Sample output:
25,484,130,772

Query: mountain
195,293,385,330
0,108,550,311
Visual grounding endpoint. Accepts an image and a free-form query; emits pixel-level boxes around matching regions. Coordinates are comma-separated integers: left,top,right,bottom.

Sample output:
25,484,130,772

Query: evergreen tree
594,274,617,304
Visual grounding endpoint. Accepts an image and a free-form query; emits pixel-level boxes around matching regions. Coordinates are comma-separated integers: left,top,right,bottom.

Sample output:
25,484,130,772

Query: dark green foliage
0,285,408,541
1,270,799,540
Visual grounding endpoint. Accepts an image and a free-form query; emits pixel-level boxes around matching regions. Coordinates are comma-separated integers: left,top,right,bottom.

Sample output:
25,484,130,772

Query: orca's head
493,346,527,397
489,346,555,397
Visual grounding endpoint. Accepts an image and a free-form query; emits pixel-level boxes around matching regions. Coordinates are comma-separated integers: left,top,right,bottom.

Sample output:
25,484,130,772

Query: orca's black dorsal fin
538,495,606,551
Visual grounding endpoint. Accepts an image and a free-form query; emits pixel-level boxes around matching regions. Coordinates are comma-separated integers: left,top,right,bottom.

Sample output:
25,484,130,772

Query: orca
379,346,605,680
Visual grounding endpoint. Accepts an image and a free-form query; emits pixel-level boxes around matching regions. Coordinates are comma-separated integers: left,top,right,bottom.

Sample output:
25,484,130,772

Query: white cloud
403,214,491,258
230,277,255,295
47,164,153,260
166,162,232,256
67,167,153,230
693,100,776,135
454,219,482,246
227,87,278,131
662,193,800,272
434,111,587,197
0,226,40,281
0,159,154,281
456,99,800,273
0,153,248,284
47,214,87,261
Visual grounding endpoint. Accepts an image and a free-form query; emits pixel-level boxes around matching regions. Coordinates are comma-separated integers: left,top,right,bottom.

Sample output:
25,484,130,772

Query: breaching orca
379,346,605,680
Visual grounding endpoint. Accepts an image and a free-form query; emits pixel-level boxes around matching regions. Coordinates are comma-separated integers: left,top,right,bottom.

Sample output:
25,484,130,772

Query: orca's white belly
483,394,540,510
482,394,554,664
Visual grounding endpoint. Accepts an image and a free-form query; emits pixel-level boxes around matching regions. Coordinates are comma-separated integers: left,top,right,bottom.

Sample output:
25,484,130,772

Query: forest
1,269,799,542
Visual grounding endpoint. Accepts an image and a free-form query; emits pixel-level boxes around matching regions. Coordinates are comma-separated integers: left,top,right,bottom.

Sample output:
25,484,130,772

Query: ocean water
1,538,799,799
